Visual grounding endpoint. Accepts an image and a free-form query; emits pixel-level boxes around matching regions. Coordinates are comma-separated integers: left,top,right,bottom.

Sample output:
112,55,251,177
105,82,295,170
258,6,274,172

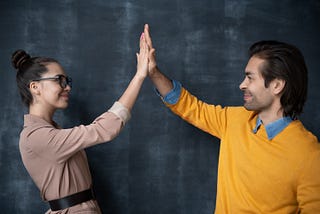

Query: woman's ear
272,78,286,95
29,81,40,95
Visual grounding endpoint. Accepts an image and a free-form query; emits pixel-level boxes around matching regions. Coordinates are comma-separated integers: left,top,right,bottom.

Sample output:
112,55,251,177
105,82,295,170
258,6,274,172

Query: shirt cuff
154,79,182,104
108,101,131,125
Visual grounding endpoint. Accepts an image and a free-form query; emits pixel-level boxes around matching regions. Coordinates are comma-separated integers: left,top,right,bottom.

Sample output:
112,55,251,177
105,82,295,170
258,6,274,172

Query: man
143,24,320,213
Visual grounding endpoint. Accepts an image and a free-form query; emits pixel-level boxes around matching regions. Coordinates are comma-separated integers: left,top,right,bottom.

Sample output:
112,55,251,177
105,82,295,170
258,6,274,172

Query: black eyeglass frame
31,75,72,89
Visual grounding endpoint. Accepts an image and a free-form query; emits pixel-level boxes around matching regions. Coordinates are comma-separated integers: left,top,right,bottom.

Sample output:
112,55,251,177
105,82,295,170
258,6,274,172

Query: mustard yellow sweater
166,88,320,214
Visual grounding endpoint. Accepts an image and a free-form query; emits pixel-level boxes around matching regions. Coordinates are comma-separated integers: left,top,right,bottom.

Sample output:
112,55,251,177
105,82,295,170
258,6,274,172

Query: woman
12,32,149,213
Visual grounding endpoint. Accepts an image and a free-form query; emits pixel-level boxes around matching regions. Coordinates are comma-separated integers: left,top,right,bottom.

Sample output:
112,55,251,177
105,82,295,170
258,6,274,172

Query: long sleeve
297,148,320,213
21,101,130,164
164,87,228,139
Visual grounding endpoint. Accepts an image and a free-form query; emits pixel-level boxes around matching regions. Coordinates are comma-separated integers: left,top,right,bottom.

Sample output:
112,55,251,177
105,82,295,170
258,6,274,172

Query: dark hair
11,49,58,107
249,41,308,119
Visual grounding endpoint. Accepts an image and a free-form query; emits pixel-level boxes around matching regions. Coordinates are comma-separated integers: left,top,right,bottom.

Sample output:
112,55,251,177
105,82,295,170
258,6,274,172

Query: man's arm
148,66,173,97
143,24,226,139
297,149,320,213
143,24,173,96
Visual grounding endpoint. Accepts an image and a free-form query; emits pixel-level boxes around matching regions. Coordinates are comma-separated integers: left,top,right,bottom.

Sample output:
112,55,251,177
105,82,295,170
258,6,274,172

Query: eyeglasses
32,75,72,89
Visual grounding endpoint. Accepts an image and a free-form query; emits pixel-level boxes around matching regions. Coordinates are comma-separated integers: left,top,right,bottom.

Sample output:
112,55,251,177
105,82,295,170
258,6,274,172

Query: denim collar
253,116,292,140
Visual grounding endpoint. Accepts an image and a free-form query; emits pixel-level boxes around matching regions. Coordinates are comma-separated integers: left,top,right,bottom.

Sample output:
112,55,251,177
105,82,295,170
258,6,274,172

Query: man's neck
258,108,284,126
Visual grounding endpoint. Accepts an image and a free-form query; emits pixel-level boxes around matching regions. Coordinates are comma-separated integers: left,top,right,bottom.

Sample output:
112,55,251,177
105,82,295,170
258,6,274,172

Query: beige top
19,102,130,213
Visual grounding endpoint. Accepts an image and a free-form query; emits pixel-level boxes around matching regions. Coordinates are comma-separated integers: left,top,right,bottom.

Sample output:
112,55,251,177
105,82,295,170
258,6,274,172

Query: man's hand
143,24,173,96
144,24,157,75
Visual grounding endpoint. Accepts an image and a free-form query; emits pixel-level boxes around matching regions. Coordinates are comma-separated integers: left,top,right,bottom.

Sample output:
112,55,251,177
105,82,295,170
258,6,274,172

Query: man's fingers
144,24,153,48
150,48,156,55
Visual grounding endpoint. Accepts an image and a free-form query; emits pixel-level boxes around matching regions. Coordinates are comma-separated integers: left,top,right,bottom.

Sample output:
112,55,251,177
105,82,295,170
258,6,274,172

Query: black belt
48,188,95,211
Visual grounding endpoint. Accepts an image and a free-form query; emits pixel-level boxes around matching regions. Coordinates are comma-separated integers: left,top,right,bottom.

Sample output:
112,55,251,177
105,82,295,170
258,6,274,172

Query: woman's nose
65,84,71,92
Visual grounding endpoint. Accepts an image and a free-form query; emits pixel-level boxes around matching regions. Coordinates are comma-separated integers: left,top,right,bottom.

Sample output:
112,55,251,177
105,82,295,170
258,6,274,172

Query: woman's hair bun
11,49,31,70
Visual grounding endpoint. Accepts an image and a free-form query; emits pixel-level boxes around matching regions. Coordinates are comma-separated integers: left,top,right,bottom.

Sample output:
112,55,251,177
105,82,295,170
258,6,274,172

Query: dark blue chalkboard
0,0,319,213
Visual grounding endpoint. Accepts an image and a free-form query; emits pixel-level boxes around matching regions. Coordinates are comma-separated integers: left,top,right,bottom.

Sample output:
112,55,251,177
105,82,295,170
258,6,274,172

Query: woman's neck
29,104,55,125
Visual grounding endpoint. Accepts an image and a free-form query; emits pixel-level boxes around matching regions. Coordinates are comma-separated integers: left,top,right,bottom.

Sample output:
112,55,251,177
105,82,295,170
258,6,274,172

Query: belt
48,188,95,211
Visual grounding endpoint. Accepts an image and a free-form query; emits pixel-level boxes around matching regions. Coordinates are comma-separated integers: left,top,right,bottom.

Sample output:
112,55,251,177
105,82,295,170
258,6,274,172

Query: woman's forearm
118,74,146,112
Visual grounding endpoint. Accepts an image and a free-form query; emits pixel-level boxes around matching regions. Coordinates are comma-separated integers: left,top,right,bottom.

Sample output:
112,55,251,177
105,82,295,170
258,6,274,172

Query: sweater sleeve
297,148,320,213
165,87,228,139
25,102,130,164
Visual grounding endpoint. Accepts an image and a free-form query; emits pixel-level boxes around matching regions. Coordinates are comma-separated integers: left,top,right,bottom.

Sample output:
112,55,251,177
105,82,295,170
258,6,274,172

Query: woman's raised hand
136,32,149,79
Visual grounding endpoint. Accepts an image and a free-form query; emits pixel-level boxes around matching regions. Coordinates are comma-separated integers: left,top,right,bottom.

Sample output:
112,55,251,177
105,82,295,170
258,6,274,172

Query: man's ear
272,78,286,95
29,81,40,95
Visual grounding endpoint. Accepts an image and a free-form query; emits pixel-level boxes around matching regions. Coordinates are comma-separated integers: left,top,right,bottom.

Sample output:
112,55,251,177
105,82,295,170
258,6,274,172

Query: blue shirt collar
253,116,292,140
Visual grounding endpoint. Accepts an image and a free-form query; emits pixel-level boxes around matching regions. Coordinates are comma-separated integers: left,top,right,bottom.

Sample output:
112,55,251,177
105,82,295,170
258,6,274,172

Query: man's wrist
149,65,159,78
154,80,182,105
